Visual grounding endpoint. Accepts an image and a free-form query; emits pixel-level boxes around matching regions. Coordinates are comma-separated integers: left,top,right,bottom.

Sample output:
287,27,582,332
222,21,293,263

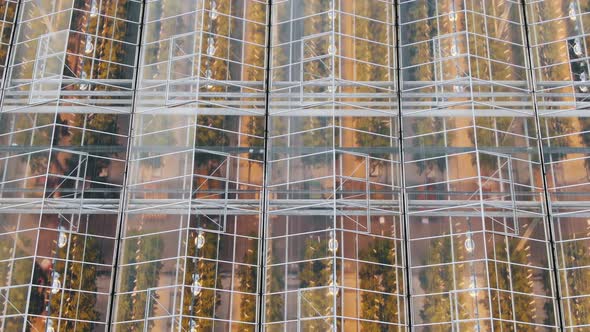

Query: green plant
182,230,221,331
418,237,453,325
412,117,447,175
236,236,258,329
488,237,538,331
359,238,401,330
298,236,336,330
0,1,16,74
544,117,574,163
116,232,163,330
0,235,45,331
468,117,514,172
559,240,590,327
49,234,101,331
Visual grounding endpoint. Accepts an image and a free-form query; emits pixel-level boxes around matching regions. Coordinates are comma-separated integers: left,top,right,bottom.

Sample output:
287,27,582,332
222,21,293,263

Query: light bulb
580,71,588,92
453,75,464,93
90,0,98,17
151,63,161,78
205,68,213,89
51,272,61,294
328,279,339,296
46,319,55,332
569,2,577,21
469,275,477,297
328,1,335,20
328,42,336,55
195,231,205,249
574,37,583,57
450,40,458,56
84,35,94,54
80,71,88,91
210,1,218,20
207,37,216,56
449,10,457,22
210,8,218,20
328,237,338,253
57,225,67,249
191,274,202,296
464,238,475,253
38,61,46,74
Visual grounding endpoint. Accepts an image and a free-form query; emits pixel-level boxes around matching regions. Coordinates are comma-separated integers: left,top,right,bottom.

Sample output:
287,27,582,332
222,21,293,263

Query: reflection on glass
527,0,590,329
402,0,557,329
266,0,403,330
0,0,141,330
116,0,266,330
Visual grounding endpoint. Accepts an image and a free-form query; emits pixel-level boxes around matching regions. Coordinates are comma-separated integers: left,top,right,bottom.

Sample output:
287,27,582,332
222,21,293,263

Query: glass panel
115,1,268,330
1,0,589,330
264,0,405,329
0,1,141,330
526,0,590,329
401,0,558,329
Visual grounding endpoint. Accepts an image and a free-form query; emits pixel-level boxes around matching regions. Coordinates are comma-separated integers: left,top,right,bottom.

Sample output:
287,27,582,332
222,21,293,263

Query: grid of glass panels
400,0,558,330
526,0,590,330
2,0,590,331
112,0,267,330
264,0,404,330
0,0,17,88
0,0,141,331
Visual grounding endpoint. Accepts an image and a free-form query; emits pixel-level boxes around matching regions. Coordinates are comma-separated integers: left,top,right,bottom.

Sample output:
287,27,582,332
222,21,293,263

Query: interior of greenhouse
0,0,589,331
